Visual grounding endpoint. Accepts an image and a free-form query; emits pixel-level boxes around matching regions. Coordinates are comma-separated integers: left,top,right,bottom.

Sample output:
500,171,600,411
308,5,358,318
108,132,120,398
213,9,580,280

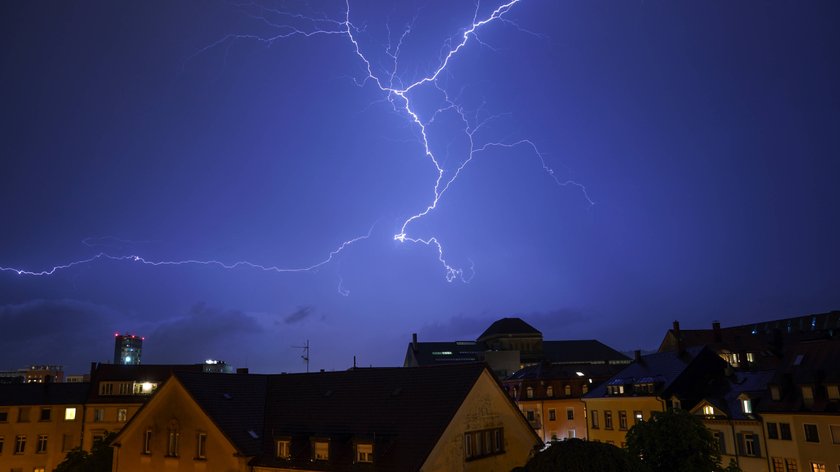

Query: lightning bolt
2,0,592,288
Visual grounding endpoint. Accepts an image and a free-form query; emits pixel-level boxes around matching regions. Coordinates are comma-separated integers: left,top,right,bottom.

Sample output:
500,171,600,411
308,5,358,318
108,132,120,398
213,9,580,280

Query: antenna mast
292,340,310,373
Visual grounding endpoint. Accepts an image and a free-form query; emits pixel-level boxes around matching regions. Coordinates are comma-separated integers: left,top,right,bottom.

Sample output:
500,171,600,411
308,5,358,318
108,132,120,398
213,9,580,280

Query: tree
515,438,644,472
625,409,740,472
54,432,116,472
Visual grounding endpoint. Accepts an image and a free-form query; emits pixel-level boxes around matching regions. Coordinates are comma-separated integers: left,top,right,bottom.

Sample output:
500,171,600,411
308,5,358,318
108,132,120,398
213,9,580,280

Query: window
93,409,104,422
591,410,599,429
194,432,207,459
619,411,628,430
548,409,556,421
604,411,613,430
133,382,158,394
567,429,575,439
827,385,840,401
39,408,51,421
768,422,779,439
99,382,113,395
275,439,290,459
526,387,533,399
770,385,781,401
581,383,588,394
18,407,30,422
118,382,131,395
117,409,127,422
15,435,26,454
564,385,572,396
703,405,714,416
0,409,7,422
61,434,74,452
830,424,840,444
773,457,798,472
566,408,574,420
526,410,535,421
738,433,760,457
64,408,76,421
355,443,373,463
167,424,180,456
712,431,726,455
746,352,755,363
634,410,643,425
36,435,47,453
313,440,329,460
143,429,152,454
802,386,814,403
804,424,819,443
780,422,792,440
464,428,504,461
0,435,4,454
546,386,553,397
742,399,753,414
810,463,826,472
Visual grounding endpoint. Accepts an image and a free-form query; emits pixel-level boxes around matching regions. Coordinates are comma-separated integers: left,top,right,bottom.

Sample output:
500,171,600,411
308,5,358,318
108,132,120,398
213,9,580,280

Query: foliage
625,409,737,472
516,438,643,472
54,432,116,472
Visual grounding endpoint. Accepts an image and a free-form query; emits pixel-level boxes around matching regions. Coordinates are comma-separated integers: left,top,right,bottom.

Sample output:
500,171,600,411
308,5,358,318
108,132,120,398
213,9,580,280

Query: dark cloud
144,302,262,364
0,299,126,372
283,305,314,325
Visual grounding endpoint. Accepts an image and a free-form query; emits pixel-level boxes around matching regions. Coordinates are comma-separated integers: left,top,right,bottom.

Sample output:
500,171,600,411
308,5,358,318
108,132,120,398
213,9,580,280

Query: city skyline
2,0,839,374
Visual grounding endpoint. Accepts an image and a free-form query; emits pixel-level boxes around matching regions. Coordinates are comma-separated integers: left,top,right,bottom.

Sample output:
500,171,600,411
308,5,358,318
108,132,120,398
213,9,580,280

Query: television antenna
292,340,310,373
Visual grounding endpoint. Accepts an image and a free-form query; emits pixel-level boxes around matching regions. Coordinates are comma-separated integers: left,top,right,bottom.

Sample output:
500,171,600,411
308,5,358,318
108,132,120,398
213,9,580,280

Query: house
111,363,542,471
502,362,625,442
582,346,728,446
0,382,88,472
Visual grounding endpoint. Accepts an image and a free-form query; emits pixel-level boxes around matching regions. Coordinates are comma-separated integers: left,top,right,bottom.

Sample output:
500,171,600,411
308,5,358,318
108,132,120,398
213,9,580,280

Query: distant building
404,317,630,378
111,364,542,472
114,332,143,365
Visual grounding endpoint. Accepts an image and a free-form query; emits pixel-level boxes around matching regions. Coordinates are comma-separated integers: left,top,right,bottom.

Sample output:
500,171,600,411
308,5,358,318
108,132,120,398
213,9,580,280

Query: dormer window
827,385,840,401
526,387,534,399
275,439,290,459
770,385,781,401
355,443,373,463
312,439,329,461
671,396,681,410
802,386,814,405
703,405,714,416
741,398,752,414
564,385,572,396
546,386,553,397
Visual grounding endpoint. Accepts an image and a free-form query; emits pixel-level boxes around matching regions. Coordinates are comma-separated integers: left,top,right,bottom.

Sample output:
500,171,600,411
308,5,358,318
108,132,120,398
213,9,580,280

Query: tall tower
114,333,143,365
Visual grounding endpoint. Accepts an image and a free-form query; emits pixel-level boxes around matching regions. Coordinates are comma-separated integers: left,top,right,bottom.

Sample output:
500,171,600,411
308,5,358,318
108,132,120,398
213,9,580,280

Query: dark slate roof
0,382,89,406
505,362,625,382
585,346,721,399
176,364,496,472
175,372,269,457
542,340,631,364
696,370,775,421
762,338,840,413
404,341,484,366
478,317,541,340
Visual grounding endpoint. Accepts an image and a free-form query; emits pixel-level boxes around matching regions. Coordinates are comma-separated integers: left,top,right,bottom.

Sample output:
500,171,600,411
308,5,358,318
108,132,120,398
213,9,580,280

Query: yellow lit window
64,408,77,421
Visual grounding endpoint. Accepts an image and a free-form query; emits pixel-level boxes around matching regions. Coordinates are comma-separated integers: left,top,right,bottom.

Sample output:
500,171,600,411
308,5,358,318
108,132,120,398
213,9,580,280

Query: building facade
114,333,144,365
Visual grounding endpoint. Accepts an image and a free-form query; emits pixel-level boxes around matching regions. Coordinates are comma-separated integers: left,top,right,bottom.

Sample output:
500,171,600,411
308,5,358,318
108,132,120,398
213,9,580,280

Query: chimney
634,349,643,363
673,320,685,354
412,333,418,351
712,321,722,342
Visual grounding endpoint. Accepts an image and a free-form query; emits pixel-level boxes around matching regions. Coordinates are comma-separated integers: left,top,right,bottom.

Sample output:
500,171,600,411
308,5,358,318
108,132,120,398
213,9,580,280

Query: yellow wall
82,403,142,450
582,396,664,446
421,370,541,472
517,398,587,442
702,418,768,472
0,403,84,472
112,380,248,472
763,412,840,472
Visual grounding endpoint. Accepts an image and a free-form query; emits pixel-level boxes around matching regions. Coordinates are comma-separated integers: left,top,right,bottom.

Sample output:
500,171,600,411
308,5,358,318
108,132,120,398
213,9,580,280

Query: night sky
2,0,839,375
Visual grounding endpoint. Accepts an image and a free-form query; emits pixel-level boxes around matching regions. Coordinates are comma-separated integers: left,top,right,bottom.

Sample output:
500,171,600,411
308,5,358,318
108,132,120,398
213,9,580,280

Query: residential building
111,364,542,471
583,346,728,446
0,382,88,472
502,362,625,442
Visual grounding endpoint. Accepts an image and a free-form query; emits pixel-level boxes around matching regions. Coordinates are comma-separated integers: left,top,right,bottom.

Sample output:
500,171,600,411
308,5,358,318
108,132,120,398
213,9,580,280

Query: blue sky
1,0,838,374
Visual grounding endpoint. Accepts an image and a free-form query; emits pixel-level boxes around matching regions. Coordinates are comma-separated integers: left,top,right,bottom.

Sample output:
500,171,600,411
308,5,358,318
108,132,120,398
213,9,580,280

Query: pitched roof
542,340,630,364
694,370,775,420
175,372,268,456
404,341,484,366
506,362,625,382
478,317,541,340
175,364,492,471
0,382,89,406
762,338,840,413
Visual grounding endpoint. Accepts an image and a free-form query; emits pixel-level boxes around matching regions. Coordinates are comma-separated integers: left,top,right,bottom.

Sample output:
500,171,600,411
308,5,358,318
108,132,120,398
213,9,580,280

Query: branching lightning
1,0,592,289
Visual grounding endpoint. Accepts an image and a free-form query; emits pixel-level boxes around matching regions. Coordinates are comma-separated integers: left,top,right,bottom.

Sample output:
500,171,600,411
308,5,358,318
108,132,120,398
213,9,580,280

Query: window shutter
736,433,745,455
752,434,760,457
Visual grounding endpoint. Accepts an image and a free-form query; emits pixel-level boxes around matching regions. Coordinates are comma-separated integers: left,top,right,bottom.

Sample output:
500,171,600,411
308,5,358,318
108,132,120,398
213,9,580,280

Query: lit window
275,439,290,459
37,434,48,453
564,385,571,396
526,387,533,399
703,405,714,416
117,409,127,422
196,432,207,459
64,408,76,421
809,462,825,472
313,440,329,460
143,429,152,454
827,385,840,401
634,411,644,425
581,383,588,394
742,399,752,414
355,443,373,463
804,424,819,443
802,386,814,401
133,382,158,394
